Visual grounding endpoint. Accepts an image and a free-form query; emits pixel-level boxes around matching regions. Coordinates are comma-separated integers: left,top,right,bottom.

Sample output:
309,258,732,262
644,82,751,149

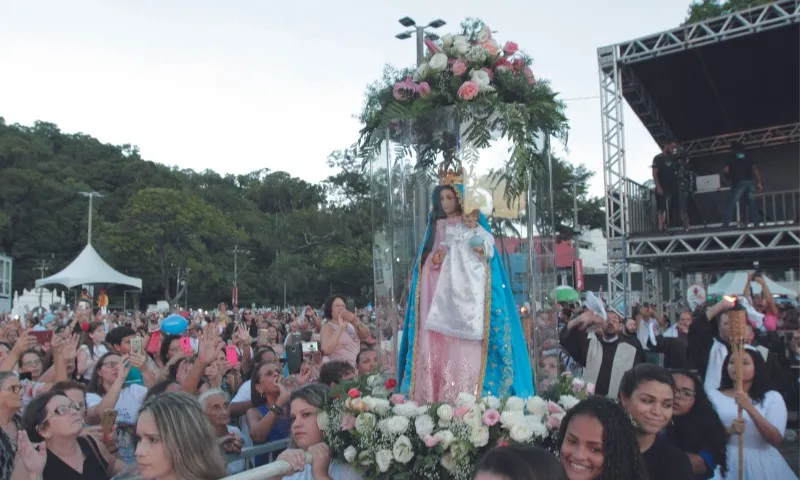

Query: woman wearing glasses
666,370,728,479
18,390,124,479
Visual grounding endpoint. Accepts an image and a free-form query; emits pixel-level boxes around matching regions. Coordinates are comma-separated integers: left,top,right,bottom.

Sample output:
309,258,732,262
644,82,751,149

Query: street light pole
395,17,447,252
79,192,103,245
572,180,580,261
231,245,249,321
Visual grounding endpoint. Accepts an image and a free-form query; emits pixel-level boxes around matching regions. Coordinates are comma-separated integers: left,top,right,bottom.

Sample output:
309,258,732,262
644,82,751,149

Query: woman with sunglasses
19,391,125,479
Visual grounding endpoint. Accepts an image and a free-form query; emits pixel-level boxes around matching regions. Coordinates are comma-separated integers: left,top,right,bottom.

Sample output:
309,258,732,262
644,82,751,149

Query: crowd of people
529,273,799,480
0,282,795,479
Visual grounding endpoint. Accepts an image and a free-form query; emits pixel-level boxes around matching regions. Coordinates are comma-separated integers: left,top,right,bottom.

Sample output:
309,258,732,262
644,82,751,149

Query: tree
100,188,245,304
684,0,773,23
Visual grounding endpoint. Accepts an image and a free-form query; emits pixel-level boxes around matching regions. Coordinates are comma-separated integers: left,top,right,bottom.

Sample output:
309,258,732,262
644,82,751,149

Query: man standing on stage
653,141,693,232
722,141,763,227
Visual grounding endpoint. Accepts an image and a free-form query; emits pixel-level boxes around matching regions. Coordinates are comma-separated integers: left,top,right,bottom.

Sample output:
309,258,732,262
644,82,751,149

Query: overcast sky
0,0,692,196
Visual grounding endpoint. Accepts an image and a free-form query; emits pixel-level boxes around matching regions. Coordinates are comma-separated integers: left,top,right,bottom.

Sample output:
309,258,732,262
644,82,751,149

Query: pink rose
423,434,439,448
390,393,406,405
512,58,526,72
481,67,493,80
457,81,480,101
417,81,431,98
341,414,356,431
586,383,595,395
546,414,562,431
451,59,467,76
424,37,442,54
524,67,535,85
497,438,509,448
454,406,471,418
348,388,361,398
482,408,500,426
572,383,584,394
547,401,566,415
392,77,418,101
482,41,499,56
503,41,519,56
494,58,511,72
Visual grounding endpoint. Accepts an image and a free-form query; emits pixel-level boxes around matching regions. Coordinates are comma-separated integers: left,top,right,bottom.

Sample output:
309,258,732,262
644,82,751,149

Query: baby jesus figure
426,209,495,341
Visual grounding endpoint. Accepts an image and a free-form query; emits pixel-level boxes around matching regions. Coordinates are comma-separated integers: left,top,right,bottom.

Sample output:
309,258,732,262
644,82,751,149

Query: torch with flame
727,296,747,480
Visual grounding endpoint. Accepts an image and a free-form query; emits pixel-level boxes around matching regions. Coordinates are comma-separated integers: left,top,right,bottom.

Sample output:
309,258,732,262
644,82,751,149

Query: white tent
35,244,142,289
708,271,797,297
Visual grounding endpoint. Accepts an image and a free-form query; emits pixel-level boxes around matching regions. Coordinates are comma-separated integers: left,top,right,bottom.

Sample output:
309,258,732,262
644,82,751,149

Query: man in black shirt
652,141,691,231
722,141,763,227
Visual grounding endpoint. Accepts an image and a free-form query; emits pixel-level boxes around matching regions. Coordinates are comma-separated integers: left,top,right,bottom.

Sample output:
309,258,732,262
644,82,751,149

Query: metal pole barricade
222,452,311,480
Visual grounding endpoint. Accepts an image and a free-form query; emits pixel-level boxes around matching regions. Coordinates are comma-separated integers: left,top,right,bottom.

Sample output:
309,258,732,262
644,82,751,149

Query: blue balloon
161,314,188,335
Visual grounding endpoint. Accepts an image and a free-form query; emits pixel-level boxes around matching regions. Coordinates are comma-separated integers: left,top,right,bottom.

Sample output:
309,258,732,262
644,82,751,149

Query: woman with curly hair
666,369,727,479
556,395,649,480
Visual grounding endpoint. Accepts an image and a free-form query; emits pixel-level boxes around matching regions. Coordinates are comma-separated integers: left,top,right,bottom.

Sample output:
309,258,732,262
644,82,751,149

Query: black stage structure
597,0,800,315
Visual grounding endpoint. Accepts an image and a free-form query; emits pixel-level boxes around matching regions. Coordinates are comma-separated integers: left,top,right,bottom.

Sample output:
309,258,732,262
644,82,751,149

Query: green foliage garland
356,18,569,206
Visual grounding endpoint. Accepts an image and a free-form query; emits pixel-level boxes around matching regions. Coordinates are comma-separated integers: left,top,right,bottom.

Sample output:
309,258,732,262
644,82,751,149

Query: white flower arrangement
322,375,590,479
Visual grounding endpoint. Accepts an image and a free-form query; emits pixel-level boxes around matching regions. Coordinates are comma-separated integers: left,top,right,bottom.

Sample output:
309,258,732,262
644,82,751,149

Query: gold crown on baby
438,164,464,186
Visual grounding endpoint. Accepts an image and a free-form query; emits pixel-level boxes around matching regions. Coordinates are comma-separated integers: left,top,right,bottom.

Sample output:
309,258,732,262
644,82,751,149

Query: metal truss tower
598,45,631,314
597,0,800,315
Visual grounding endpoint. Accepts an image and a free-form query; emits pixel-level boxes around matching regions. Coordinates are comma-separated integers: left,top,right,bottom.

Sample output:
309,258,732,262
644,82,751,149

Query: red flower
347,388,361,398
384,378,398,390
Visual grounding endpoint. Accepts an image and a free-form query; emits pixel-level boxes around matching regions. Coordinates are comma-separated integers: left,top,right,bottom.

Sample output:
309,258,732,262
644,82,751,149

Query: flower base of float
321,374,593,480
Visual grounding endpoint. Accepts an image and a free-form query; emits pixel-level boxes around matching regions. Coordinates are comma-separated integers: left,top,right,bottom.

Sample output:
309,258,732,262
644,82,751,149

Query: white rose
442,33,454,48
393,435,415,464
440,453,455,472
393,401,421,418
414,414,435,439
526,396,548,416
413,63,430,81
428,53,448,71
434,430,455,449
453,37,469,55
477,25,491,43
504,396,525,411
559,395,580,410
355,412,376,435
531,419,549,439
509,423,534,442
372,398,391,415
375,449,393,473
500,410,524,429
572,378,586,389
456,393,477,407
436,404,454,427
483,395,501,409
316,411,329,431
343,446,358,463
470,425,490,447
385,416,410,435
362,396,377,412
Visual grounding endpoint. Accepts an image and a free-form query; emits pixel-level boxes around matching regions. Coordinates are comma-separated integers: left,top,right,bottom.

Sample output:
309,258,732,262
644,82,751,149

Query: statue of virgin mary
397,165,534,404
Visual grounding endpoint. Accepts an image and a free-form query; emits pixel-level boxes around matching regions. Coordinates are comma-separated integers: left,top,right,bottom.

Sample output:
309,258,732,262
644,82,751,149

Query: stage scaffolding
597,0,800,316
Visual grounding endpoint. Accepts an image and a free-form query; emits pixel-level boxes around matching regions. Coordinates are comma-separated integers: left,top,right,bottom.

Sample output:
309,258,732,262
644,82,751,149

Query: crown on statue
438,163,464,186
